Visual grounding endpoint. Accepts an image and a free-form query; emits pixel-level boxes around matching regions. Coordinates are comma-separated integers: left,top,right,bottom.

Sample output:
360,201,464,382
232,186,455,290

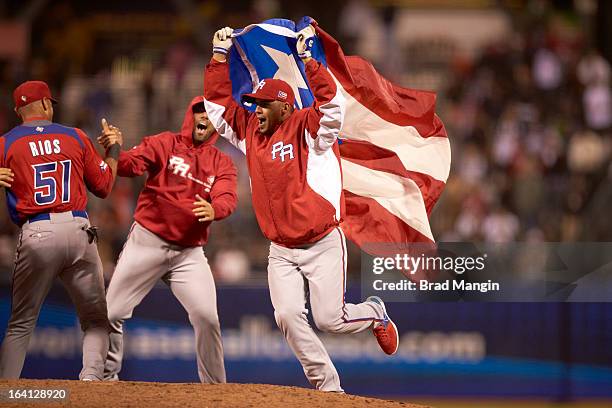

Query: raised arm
81,122,119,199
97,120,165,178
203,27,254,155
298,25,345,152
119,135,165,177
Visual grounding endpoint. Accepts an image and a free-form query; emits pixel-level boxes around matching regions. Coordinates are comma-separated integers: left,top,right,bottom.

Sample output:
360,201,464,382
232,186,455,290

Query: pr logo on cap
278,91,287,100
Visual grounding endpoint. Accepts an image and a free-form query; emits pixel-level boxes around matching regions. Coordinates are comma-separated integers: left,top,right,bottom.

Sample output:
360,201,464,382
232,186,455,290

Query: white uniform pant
104,222,225,383
268,227,383,392
0,212,108,380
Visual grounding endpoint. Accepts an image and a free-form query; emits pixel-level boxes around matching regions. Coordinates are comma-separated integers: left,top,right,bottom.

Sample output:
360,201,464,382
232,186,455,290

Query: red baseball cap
13,80,58,109
242,78,295,106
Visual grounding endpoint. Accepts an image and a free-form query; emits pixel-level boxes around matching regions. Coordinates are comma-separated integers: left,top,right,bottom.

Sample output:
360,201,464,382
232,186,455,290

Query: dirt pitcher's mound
0,379,429,408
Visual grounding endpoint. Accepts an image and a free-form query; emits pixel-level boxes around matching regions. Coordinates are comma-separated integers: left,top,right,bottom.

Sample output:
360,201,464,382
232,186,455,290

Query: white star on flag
261,45,308,108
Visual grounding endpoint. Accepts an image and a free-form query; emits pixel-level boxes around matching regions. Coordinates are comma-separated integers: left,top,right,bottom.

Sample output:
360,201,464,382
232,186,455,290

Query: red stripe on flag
315,25,448,139
339,140,446,214
341,191,433,247
309,22,450,246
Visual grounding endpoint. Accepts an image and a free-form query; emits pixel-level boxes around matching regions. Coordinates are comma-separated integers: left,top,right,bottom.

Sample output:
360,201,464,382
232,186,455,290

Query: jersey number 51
32,160,72,205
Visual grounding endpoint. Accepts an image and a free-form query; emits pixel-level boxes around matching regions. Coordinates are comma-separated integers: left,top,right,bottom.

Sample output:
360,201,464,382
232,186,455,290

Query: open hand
193,194,215,222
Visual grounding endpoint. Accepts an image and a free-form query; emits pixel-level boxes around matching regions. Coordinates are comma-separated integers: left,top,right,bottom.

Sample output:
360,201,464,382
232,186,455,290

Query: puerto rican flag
227,17,451,247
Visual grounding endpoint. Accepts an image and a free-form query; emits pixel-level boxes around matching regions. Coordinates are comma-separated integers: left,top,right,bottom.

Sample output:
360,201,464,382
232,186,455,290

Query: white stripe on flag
341,158,434,241
236,23,298,39
233,39,260,90
332,77,451,183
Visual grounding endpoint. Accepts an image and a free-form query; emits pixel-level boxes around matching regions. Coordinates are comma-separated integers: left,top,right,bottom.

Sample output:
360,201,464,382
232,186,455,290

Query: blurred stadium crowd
0,0,611,282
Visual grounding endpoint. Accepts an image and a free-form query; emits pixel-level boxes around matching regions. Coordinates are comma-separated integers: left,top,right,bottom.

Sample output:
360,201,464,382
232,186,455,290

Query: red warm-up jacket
204,58,345,247
118,96,237,247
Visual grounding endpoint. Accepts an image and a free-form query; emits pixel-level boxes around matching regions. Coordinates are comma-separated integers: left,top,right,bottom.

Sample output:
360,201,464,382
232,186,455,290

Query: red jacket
118,96,237,247
0,120,114,225
204,59,345,247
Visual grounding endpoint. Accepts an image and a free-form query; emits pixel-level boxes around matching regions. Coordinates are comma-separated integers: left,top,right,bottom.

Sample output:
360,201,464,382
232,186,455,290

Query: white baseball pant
103,222,225,383
268,227,384,392
0,211,109,380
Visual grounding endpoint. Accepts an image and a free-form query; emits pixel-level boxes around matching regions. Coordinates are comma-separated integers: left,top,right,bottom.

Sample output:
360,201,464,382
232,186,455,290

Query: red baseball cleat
367,296,399,355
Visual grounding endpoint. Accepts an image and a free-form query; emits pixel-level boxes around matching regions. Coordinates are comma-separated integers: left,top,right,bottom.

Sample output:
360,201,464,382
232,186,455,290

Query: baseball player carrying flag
204,26,399,392
0,81,121,380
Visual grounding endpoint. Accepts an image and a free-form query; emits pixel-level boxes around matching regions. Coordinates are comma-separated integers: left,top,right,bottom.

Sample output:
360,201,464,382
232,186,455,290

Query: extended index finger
101,118,111,133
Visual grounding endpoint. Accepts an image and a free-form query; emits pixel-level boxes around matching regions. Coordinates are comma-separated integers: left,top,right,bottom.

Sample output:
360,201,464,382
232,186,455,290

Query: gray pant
268,227,384,392
0,211,109,380
104,222,225,383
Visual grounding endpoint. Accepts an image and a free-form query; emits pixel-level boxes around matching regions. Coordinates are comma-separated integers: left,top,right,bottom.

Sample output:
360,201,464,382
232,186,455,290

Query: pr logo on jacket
271,142,294,162
169,156,191,177
168,155,215,192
